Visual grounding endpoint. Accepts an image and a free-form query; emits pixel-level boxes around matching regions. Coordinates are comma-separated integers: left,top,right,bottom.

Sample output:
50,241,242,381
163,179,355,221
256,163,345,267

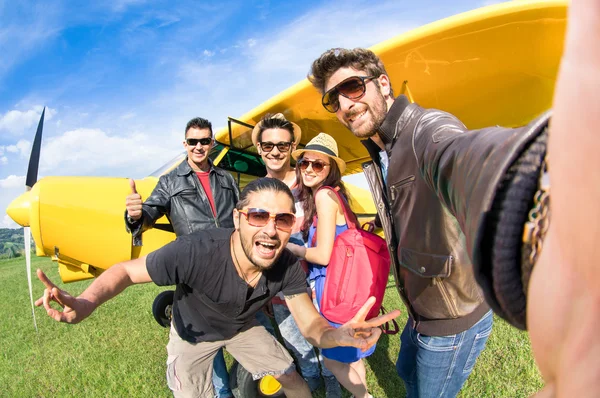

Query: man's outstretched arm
529,0,600,396
35,256,152,324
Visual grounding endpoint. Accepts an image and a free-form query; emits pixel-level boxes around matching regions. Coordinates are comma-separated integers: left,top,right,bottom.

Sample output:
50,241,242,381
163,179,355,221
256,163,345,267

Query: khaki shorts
165,323,295,398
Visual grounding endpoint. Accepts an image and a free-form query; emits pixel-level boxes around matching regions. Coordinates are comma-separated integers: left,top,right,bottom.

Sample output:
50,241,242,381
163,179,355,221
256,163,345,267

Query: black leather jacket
126,158,239,245
362,95,549,336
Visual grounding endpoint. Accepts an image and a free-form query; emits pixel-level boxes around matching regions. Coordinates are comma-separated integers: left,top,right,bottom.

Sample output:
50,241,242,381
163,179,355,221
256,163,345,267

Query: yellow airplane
5,0,567,396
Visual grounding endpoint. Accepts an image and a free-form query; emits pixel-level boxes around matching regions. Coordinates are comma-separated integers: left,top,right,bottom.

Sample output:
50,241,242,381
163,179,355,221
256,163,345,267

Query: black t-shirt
146,228,308,343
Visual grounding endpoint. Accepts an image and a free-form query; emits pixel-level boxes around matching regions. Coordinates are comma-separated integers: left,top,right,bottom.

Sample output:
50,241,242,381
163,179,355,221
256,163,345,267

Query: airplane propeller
23,107,45,332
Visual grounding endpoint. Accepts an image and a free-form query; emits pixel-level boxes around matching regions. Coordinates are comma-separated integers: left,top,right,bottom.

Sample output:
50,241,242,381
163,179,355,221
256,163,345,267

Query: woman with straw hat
287,132,374,398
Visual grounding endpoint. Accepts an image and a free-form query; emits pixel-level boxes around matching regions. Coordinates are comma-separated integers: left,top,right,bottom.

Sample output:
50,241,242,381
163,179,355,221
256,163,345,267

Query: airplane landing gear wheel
230,361,285,397
152,290,174,328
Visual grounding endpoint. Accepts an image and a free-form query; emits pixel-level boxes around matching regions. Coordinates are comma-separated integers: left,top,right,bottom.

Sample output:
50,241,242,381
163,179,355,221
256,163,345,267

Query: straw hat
251,113,302,147
292,132,346,173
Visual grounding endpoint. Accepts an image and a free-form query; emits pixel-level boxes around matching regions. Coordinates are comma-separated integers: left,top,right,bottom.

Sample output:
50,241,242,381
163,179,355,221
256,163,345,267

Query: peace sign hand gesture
333,297,401,351
34,269,95,324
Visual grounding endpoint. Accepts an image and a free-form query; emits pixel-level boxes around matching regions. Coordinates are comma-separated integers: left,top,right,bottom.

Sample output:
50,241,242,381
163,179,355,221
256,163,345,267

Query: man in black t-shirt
35,178,400,398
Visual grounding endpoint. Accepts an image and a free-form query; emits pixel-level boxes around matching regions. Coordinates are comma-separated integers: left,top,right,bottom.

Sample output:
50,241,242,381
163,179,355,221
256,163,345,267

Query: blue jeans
272,302,334,379
396,310,493,398
212,349,232,398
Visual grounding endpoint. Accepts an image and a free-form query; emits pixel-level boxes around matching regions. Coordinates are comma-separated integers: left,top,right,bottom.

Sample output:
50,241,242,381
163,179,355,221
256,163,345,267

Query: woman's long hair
296,155,351,240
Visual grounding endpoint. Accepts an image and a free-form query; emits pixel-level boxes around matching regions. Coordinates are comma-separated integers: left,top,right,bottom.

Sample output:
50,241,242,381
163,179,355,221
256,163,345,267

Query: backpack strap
310,186,359,248
316,186,360,229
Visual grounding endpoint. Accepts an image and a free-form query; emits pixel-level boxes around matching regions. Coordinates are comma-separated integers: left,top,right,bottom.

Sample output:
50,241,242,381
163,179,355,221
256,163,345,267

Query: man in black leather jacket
308,49,549,397
125,117,239,398
125,117,238,243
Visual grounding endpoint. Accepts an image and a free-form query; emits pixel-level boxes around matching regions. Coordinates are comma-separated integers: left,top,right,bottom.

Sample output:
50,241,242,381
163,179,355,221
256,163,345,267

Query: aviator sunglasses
297,159,330,173
186,137,213,146
322,75,377,113
238,208,296,232
259,141,292,153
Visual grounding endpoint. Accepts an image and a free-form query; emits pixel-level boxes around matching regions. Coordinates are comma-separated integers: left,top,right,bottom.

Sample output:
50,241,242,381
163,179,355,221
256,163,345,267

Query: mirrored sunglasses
260,141,292,153
322,75,377,113
186,137,212,146
239,208,296,232
297,159,330,173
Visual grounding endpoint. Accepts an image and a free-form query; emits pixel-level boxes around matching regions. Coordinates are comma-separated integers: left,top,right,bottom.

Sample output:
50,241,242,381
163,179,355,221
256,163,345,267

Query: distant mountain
0,228,32,259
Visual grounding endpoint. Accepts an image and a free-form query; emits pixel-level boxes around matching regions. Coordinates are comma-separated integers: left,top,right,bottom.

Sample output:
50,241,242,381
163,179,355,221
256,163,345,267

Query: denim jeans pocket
416,333,458,352
463,326,493,373
166,354,181,391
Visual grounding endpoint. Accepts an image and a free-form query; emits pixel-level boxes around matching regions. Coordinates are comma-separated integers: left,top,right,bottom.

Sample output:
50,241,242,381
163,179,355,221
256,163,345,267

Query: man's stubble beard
348,90,388,139
239,230,281,272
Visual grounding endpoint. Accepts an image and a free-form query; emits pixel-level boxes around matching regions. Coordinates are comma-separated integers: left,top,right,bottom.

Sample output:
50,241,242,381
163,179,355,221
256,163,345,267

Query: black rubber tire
229,361,286,398
152,290,175,328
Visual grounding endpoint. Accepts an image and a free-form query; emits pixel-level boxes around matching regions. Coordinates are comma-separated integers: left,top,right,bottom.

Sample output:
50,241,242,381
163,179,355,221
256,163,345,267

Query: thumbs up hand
126,179,143,221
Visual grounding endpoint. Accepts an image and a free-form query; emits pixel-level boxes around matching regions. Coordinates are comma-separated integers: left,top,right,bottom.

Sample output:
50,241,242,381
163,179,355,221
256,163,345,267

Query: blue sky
0,0,503,228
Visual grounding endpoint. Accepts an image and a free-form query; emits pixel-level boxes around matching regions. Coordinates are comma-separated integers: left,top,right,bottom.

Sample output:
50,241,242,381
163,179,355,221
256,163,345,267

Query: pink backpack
311,186,392,324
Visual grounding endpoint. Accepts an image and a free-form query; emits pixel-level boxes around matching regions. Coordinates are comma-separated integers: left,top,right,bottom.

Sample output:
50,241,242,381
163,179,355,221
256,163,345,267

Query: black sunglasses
186,137,212,146
259,141,292,153
322,75,377,113
297,159,330,173
238,208,296,232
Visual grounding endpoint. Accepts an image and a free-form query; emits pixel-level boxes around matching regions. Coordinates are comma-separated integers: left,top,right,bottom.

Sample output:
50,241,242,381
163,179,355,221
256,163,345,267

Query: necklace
231,235,261,285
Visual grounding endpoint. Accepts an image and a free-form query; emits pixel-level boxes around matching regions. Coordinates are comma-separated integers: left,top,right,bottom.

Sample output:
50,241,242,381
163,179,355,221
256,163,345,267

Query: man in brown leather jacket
308,48,550,397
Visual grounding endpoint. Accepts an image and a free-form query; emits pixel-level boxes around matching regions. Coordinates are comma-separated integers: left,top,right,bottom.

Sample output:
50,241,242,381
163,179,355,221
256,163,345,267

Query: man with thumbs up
125,117,239,242
125,117,239,398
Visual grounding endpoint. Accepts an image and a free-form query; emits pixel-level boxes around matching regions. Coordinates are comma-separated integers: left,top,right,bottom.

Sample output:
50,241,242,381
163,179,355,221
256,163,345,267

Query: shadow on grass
366,331,406,397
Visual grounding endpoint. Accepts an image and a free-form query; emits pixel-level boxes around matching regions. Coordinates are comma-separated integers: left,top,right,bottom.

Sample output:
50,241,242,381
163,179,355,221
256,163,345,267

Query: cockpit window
212,143,266,176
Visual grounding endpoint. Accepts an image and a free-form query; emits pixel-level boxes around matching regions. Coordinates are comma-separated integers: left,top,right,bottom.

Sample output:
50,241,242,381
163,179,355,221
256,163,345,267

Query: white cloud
0,157,7,165
39,128,178,176
0,175,25,189
203,50,215,57
0,106,57,136
2,214,20,229
5,140,31,158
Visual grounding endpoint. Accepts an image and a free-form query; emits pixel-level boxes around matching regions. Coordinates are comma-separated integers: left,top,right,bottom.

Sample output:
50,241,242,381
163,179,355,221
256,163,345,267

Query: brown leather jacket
362,95,550,336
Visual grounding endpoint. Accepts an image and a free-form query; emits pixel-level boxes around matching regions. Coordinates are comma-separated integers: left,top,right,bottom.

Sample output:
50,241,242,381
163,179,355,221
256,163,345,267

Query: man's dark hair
185,117,213,137
236,177,295,213
257,113,294,143
308,47,394,97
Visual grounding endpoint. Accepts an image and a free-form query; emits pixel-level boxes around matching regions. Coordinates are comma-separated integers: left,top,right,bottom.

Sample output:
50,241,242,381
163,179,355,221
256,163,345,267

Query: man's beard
239,231,282,272
346,90,387,139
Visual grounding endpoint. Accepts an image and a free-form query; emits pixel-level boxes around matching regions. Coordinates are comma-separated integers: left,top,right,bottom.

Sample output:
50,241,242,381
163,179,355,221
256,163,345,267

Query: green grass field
0,256,543,397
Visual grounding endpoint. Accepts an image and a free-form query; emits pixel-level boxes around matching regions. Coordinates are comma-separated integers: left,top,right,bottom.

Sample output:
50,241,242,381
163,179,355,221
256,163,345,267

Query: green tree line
0,228,33,259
